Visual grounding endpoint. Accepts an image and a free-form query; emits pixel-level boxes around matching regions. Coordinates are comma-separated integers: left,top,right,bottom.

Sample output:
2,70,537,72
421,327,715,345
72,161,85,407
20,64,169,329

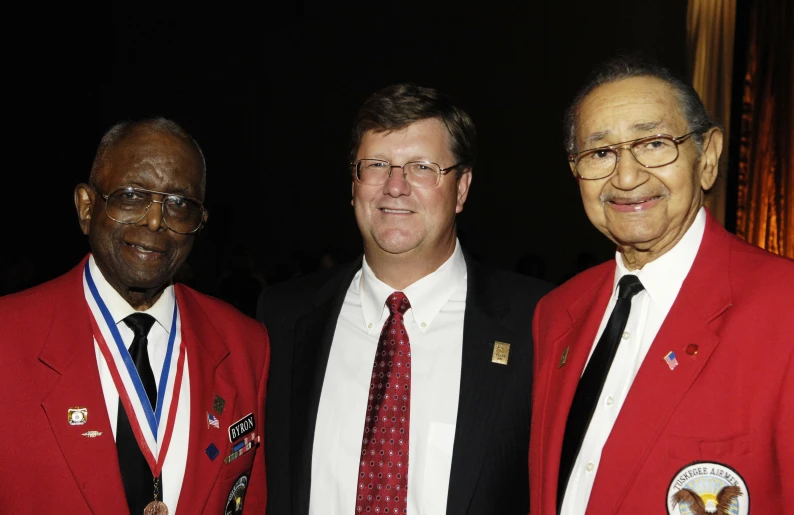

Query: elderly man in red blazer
0,119,270,514
529,56,794,515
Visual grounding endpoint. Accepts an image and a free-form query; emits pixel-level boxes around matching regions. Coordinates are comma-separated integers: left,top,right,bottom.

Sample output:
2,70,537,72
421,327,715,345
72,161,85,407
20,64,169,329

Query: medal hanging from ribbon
84,262,186,513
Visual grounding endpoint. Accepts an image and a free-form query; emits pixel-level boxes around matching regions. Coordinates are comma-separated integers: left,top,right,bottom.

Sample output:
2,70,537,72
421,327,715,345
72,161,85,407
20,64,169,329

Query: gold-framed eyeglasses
352,159,462,189
569,132,696,180
95,186,208,234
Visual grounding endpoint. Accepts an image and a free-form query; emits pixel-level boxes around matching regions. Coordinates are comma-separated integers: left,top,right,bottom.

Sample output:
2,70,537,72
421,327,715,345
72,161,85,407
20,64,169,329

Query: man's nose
383,166,412,196
141,198,166,232
612,148,648,190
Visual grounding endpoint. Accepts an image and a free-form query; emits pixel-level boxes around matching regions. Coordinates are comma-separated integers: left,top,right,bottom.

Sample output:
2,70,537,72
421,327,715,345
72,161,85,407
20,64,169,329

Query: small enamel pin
491,341,511,365
67,407,88,426
213,395,226,415
663,351,679,370
558,346,570,369
205,443,220,461
81,431,103,438
207,412,220,429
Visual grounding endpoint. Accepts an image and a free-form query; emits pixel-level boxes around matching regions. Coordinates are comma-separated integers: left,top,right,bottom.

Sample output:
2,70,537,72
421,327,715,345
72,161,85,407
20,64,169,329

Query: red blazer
529,211,794,514
0,257,270,514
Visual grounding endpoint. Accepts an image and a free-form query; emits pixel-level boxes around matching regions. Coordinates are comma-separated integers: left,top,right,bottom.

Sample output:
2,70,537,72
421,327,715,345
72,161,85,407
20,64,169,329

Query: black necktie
557,275,645,511
117,313,160,514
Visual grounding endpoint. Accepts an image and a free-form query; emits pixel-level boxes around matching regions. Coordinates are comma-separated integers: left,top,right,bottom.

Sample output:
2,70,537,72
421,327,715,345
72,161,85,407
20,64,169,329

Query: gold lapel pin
558,346,570,369
67,407,88,426
492,341,510,365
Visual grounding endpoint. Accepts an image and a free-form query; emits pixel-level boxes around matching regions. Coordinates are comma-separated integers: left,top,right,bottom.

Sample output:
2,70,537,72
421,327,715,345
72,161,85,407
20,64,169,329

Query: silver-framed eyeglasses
569,132,696,180
352,159,462,189
95,186,208,234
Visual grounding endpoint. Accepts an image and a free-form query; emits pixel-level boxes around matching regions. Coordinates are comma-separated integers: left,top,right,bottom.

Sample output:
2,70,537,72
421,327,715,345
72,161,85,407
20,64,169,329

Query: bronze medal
143,500,169,515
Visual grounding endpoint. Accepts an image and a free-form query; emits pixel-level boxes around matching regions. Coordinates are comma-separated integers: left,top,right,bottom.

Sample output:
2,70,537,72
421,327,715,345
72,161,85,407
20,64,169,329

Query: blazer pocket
219,446,257,480
665,433,752,461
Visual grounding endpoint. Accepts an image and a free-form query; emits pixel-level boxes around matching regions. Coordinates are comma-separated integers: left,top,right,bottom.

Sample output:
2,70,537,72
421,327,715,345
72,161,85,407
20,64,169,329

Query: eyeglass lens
105,189,203,233
576,136,681,179
356,160,441,188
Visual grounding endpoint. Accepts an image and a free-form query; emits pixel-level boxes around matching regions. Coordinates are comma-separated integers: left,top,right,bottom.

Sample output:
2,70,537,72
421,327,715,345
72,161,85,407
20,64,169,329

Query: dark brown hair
349,84,477,174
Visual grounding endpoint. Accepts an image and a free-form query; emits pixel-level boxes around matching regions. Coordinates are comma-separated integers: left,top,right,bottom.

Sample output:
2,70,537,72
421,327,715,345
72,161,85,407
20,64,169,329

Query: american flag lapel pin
207,412,220,429
663,351,679,370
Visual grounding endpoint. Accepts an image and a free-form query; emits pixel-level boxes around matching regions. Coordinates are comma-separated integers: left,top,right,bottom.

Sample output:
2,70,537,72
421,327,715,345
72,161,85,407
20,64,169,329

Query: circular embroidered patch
666,462,748,515
225,474,248,514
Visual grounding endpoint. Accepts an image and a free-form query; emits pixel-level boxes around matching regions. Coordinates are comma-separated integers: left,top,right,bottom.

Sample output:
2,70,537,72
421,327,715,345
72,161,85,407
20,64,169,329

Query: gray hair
90,117,207,194
564,54,718,154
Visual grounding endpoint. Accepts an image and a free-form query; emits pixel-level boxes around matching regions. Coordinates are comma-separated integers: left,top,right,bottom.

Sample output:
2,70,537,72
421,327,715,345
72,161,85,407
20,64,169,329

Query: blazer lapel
290,261,361,515
533,264,614,514
587,215,733,513
38,261,129,514
445,257,524,514
173,286,238,514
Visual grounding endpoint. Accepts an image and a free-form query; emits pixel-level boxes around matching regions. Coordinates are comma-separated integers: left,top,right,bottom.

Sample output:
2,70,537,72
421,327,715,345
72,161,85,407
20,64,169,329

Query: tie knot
387,292,411,315
123,313,156,338
617,275,645,300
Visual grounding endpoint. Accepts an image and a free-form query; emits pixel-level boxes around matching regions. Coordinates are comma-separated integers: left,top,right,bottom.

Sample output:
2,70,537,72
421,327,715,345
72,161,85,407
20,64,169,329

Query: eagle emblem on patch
666,462,748,515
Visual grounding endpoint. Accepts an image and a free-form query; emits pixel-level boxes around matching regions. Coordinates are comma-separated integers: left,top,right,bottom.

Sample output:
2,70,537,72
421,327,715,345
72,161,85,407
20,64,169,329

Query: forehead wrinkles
578,79,686,146
102,136,199,184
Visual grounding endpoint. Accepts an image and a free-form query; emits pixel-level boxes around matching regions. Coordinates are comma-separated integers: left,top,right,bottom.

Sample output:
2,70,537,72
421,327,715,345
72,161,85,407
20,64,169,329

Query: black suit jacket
257,252,552,514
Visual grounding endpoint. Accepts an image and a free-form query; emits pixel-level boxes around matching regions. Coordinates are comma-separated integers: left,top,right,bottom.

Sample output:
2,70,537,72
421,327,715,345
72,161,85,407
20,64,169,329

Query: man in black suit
258,84,552,514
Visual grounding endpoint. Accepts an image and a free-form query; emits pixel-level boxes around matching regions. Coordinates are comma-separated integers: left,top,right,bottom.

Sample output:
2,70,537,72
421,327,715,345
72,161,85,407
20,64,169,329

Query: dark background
5,1,689,315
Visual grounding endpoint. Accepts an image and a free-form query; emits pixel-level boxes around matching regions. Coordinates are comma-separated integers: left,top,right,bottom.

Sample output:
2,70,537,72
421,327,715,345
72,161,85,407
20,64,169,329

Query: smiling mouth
606,195,664,212
380,208,413,214
126,242,165,254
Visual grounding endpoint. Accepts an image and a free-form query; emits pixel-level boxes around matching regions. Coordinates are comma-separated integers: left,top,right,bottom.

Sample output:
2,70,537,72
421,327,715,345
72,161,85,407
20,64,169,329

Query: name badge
228,413,255,442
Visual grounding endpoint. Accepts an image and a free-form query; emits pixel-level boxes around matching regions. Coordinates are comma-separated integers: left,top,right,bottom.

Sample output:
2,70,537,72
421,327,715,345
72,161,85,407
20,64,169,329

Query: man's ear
569,159,578,178
455,170,473,214
74,183,95,236
698,127,724,191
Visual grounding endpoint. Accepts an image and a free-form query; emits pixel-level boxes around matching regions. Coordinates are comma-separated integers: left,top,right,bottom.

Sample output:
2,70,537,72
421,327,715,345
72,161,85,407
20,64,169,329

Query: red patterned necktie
356,291,412,514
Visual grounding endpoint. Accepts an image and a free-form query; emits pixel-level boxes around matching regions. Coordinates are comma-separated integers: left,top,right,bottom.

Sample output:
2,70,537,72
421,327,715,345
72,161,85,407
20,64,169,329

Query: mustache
600,188,669,204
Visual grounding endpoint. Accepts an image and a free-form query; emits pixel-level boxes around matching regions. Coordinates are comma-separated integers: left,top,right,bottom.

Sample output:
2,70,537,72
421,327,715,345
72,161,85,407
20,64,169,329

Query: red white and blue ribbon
83,261,186,475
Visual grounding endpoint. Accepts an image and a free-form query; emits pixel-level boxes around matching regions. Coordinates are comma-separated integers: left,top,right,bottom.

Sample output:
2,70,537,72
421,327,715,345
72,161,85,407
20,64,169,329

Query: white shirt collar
360,239,467,334
612,206,707,309
88,254,176,333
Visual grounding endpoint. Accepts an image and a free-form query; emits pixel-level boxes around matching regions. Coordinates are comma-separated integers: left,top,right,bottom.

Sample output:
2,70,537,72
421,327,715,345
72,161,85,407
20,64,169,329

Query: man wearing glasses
529,56,793,515
0,119,269,514
259,84,551,514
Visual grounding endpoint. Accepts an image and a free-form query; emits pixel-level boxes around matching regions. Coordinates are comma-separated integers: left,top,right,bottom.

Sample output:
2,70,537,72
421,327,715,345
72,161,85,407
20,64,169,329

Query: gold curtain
735,0,794,257
686,0,736,225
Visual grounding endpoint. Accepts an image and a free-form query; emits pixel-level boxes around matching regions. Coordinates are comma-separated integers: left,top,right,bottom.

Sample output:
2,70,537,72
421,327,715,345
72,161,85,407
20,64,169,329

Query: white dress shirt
561,207,707,514
84,255,190,513
309,240,468,515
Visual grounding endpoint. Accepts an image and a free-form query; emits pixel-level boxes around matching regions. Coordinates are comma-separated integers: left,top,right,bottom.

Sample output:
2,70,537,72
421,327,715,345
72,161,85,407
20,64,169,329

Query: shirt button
586,462,595,472
606,397,614,406
622,331,630,340
368,323,373,329
421,322,427,328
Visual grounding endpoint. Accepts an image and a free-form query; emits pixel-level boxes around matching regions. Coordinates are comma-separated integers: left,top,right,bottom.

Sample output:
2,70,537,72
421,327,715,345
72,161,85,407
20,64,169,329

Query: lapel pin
686,343,699,356
558,347,570,369
67,407,88,426
213,395,226,415
205,443,220,461
207,412,220,429
81,431,103,438
663,351,679,371
491,341,511,365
